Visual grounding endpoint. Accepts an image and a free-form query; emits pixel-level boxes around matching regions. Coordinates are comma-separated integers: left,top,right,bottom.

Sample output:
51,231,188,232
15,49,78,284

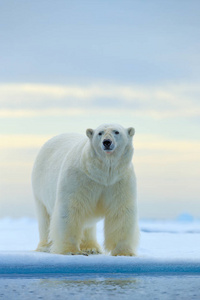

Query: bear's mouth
104,149,113,154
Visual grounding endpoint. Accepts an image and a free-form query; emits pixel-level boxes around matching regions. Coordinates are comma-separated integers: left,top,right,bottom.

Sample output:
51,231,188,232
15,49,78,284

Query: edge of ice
0,252,200,276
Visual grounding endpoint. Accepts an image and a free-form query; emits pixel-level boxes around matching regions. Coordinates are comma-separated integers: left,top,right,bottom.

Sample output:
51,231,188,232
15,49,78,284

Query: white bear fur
32,123,139,256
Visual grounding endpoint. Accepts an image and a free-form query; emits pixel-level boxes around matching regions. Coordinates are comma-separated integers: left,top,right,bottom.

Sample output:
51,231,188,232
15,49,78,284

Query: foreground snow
0,218,200,275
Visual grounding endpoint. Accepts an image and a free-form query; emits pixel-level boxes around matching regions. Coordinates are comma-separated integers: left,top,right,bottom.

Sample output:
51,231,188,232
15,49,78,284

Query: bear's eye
98,132,103,136
115,131,119,135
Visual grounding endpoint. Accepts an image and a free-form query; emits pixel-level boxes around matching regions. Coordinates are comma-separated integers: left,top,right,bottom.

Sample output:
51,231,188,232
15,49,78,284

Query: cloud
0,134,52,149
0,82,200,118
0,108,84,117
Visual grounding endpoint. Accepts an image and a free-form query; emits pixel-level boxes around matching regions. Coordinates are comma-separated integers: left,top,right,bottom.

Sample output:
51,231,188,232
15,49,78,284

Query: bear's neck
80,142,133,186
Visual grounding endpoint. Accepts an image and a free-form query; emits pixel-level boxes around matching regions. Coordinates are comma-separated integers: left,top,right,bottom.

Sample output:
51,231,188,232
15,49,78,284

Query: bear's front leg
104,177,139,256
49,201,87,255
104,208,139,256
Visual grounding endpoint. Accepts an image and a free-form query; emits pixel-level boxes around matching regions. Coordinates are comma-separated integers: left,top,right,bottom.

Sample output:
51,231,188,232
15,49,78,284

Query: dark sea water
0,274,200,300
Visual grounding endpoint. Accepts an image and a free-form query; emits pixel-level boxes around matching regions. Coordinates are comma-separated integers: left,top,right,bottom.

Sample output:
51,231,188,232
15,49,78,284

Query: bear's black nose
103,139,112,148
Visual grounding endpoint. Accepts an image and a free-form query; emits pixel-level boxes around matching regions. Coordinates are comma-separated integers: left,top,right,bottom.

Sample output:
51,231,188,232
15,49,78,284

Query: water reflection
0,276,200,300
39,276,139,297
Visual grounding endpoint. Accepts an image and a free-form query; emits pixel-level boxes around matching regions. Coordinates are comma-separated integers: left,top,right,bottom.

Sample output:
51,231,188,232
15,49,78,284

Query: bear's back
32,133,86,213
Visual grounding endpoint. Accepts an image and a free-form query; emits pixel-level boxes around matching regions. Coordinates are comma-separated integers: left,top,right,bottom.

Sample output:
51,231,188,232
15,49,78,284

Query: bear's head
86,124,135,160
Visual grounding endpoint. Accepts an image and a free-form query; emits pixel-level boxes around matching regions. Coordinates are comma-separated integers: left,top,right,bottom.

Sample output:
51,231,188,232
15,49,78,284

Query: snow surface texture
0,218,200,275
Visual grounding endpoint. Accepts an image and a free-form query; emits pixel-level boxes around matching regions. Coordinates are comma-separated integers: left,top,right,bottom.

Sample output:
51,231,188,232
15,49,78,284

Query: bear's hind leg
80,226,102,254
35,199,51,252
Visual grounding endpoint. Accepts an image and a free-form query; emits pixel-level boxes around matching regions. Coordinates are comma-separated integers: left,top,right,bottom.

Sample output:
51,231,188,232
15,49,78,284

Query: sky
0,0,200,219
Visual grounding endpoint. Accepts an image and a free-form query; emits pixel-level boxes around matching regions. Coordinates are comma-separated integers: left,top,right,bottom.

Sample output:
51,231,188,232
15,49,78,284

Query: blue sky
0,1,200,218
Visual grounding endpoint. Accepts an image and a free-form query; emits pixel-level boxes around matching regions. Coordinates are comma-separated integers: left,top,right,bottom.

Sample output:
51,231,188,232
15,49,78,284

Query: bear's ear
86,128,94,139
127,127,135,137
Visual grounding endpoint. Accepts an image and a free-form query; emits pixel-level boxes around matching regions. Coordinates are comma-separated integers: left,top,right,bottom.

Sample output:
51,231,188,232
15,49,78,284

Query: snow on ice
0,217,200,275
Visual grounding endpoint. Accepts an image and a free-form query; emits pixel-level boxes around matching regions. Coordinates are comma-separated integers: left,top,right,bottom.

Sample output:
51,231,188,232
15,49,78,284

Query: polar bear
32,123,139,256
